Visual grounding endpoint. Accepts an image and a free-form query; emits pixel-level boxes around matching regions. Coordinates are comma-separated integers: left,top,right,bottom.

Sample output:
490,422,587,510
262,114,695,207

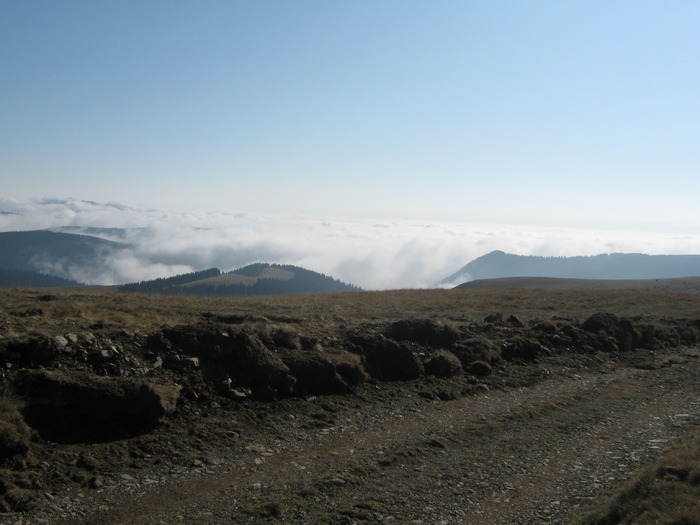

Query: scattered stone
228,388,252,400
52,336,69,350
88,477,103,489
326,477,347,486
76,453,98,472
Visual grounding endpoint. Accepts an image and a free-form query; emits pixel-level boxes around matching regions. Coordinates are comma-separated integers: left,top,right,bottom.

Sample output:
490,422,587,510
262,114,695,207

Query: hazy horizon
2,197,700,290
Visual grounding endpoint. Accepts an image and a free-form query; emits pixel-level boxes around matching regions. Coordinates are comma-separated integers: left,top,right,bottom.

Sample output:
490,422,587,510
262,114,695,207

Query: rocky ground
1,289,699,524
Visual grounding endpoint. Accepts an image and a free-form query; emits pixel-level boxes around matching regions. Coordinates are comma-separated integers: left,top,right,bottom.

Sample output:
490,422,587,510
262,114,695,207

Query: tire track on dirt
57,357,700,524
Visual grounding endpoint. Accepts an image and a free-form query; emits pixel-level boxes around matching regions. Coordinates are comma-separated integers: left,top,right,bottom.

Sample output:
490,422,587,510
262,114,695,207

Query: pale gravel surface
5,351,700,525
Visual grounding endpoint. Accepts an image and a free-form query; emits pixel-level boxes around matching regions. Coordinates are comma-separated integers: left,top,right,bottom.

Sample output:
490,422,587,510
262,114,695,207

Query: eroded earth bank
1,289,699,524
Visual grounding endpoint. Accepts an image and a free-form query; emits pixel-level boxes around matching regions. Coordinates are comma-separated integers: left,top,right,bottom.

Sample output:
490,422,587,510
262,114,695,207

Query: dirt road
17,352,700,525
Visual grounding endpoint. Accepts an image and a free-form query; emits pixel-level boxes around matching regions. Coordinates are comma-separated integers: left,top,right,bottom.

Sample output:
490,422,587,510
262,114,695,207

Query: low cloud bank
3,198,700,289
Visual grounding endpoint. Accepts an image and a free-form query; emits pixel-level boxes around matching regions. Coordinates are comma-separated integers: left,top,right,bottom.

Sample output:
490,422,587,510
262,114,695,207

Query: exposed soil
1,349,697,525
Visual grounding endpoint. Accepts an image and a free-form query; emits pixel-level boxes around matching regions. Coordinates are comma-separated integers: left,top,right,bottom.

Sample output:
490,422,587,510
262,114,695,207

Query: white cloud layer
2,198,700,289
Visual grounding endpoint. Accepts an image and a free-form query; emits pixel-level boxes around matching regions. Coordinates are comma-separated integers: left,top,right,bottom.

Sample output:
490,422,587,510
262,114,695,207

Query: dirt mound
148,323,296,399
384,318,461,348
350,333,424,380
15,370,179,443
282,351,354,395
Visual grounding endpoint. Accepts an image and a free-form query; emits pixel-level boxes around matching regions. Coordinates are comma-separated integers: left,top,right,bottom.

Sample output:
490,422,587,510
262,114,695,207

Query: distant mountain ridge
49,226,143,241
454,276,700,294
440,251,700,287
0,230,125,285
119,263,361,296
0,230,123,271
0,230,360,294
4,230,700,293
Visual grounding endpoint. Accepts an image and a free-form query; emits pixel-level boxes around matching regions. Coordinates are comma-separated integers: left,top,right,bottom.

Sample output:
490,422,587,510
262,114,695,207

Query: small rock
326,478,347,486
90,348,113,361
182,356,199,368
245,444,268,454
53,335,69,349
77,453,98,471
229,388,250,400
89,477,103,489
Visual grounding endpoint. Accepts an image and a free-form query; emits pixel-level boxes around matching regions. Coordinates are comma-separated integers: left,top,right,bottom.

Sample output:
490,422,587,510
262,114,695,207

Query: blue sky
2,1,700,272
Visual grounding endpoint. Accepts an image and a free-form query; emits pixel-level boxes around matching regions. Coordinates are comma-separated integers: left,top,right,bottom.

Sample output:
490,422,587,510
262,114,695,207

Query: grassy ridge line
2,287,700,338
180,267,296,288
179,273,257,287
456,276,700,293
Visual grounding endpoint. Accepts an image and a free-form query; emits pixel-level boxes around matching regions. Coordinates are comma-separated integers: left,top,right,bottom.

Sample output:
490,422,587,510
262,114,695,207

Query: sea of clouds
2,198,700,289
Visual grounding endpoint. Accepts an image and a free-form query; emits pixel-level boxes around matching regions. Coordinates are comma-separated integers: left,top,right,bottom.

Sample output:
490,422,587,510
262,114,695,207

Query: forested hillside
119,264,360,296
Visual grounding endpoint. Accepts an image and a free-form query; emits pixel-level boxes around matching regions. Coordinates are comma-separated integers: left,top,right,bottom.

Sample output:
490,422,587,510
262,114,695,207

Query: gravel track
10,352,700,525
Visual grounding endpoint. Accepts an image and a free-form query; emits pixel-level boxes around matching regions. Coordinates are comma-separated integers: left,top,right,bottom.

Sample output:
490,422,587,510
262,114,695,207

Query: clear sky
1,2,699,236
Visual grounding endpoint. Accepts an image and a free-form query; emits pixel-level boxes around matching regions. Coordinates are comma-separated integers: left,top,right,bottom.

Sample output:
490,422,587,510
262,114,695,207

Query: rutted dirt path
17,353,700,525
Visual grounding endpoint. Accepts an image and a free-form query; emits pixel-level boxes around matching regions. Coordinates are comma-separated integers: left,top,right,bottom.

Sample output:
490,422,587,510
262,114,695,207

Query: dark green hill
119,263,361,296
440,251,700,287
119,268,222,293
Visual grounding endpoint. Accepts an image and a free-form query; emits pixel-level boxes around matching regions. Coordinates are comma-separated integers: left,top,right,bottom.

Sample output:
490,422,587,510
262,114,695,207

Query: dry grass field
456,275,700,294
2,285,700,337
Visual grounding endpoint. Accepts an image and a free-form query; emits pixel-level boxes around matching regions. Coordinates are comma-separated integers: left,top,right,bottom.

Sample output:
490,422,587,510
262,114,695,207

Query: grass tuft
0,383,30,463
573,432,700,524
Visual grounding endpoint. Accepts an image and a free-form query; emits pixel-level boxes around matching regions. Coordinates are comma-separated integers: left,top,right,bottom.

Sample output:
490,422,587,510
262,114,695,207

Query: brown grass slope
181,267,295,288
456,275,700,294
2,286,700,337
